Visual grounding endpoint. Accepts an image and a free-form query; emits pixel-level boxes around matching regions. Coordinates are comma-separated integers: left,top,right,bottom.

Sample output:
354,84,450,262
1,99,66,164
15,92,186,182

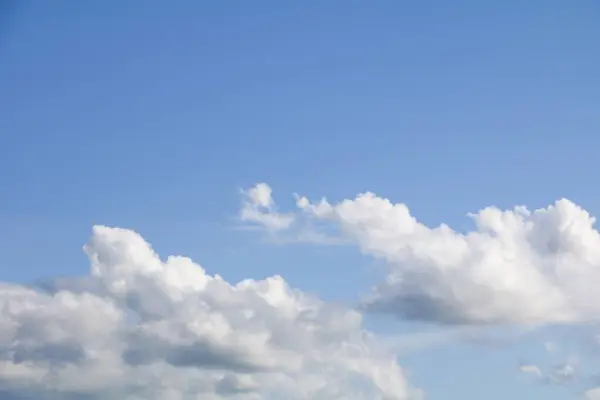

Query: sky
1,1,600,399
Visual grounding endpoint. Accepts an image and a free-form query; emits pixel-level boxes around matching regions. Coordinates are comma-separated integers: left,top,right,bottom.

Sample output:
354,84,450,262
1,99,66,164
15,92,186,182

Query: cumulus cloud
0,226,421,399
244,183,600,326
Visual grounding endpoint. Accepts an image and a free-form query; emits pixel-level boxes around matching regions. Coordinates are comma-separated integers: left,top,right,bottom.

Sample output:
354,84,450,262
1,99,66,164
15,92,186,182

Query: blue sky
1,1,600,399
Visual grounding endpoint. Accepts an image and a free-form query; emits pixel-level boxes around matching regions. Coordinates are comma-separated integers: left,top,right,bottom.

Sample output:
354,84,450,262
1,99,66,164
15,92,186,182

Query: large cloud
0,226,420,399
242,183,600,326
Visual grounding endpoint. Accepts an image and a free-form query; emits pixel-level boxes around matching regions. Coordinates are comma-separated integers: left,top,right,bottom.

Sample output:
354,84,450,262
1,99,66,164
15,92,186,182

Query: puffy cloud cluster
0,226,420,399
243,183,600,326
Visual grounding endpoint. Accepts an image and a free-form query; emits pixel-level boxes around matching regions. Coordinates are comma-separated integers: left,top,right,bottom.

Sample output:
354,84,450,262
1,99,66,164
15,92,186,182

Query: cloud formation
239,183,295,231
519,362,578,386
586,387,600,399
0,226,420,399
243,183,600,326
519,364,542,378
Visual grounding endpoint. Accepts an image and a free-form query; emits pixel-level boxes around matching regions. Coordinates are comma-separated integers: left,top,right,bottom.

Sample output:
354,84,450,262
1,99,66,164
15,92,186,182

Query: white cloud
239,184,343,245
546,362,577,385
0,225,421,400
519,364,542,378
298,193,600,325
245,183,600,325
585,387,600,399
544,341,556,353
239,183,295,231
518,362,579,387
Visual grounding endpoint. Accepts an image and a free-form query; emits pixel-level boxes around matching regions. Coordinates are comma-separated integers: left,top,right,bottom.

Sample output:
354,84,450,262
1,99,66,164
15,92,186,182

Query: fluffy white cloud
0,226,420,400
244,183,600,326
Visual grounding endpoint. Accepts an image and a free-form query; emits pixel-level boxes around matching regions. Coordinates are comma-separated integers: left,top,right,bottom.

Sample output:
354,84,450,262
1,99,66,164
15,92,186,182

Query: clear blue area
1,1,599,398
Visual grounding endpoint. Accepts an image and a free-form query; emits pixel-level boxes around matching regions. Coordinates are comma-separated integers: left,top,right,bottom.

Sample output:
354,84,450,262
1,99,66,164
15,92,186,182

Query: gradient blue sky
1,1,599,398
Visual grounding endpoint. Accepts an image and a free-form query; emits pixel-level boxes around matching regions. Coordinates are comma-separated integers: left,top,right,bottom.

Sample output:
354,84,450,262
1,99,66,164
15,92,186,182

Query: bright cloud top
243,183,600,326
0,226,419,400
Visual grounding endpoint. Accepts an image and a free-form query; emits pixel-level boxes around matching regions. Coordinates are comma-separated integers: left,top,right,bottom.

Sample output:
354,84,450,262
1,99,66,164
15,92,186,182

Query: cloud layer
243,183,600,326
0,226,419,399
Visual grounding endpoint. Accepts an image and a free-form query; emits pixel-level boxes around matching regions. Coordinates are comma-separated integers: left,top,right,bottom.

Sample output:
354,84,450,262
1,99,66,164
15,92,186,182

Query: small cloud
585,387,600,400
239,183,295,231
544,341,556,353
546,362,577,385
239,184,344,245
519,364,542,378
518,361,579,387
